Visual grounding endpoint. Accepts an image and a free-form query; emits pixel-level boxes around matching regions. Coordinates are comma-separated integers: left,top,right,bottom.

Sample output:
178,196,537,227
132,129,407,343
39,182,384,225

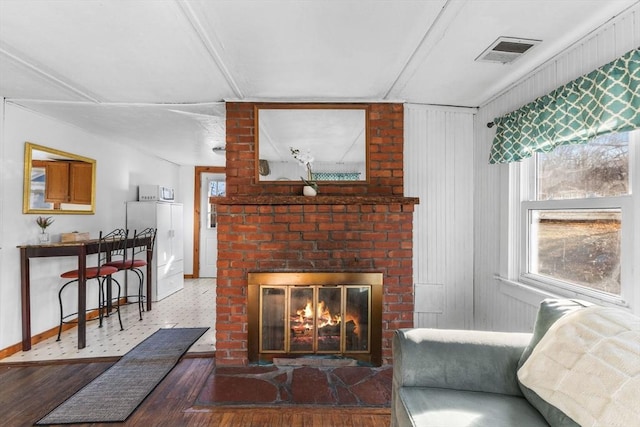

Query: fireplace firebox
248,272,383,365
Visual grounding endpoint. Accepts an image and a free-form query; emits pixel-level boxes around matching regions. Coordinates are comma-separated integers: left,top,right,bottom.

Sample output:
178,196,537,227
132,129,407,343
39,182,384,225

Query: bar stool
57,228,127,341
104,227,156,320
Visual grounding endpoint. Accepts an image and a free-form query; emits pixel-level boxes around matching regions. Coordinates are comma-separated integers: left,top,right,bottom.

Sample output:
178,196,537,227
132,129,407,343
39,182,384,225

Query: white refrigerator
126,201,184,301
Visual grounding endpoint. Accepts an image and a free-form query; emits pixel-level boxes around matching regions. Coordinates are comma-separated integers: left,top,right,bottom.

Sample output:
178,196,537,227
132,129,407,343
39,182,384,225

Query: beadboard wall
404,104,476,329
473,4,640,332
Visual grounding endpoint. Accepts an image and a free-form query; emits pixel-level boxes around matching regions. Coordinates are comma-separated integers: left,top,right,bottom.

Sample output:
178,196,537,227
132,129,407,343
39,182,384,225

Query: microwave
138,185,175,202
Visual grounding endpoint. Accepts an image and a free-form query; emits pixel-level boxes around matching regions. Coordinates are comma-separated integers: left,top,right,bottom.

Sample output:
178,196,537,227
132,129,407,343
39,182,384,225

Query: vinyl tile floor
1,278,216,363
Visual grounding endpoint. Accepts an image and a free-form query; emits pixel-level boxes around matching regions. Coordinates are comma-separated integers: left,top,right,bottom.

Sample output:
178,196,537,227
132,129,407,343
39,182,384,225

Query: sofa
391,298,639,427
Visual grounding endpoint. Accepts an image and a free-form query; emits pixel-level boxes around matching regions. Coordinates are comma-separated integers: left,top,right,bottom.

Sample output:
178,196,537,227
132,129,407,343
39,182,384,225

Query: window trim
508,131,638,309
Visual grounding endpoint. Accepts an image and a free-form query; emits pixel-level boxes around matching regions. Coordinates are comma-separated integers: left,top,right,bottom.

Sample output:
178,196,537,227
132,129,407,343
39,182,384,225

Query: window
518,129,637,304
208,179,226,197
207,179,226,229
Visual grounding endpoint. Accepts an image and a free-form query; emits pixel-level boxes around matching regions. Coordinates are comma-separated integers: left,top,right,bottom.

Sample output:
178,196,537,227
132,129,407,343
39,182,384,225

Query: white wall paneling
179,165,195,276
405,104,475,329
474,4,640,332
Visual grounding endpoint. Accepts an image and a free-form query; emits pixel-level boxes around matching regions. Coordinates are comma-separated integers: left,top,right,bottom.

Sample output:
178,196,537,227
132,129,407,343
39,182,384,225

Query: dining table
18,237,152,351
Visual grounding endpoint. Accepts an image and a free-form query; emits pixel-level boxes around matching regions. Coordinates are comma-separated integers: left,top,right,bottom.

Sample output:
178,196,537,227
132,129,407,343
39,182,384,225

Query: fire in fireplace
264,285,367,353
248,272,383,365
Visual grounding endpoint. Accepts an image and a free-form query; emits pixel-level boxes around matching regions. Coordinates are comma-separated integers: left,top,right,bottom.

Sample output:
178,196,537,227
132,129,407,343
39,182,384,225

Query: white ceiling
1,0,637,166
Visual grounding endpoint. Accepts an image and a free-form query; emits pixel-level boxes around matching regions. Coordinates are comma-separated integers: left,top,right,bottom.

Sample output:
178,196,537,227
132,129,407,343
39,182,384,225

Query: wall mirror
23,142,96,214
255,104,369,182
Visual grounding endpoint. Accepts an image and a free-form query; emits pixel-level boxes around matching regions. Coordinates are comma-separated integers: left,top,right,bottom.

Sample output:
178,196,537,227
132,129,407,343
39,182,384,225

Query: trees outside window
518,129,637,302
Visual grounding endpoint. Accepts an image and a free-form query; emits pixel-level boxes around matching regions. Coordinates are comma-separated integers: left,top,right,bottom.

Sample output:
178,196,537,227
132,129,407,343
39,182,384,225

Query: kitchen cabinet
126,201,184,301
69,163,93,204
44,161,92,204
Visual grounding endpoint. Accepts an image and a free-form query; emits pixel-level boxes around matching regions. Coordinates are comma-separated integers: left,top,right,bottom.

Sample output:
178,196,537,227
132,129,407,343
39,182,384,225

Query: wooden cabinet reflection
38,160,92,205
23,142,96,214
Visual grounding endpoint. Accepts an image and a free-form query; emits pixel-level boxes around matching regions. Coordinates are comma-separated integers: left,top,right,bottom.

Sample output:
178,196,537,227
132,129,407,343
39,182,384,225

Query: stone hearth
195,365,392,407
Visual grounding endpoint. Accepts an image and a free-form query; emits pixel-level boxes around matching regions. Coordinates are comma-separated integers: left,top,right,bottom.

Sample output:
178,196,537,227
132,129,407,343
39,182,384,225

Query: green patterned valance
489,48,640,164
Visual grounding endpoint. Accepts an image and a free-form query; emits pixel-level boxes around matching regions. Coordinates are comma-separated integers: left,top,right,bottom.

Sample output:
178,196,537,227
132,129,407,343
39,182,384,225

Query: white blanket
518,305,640,427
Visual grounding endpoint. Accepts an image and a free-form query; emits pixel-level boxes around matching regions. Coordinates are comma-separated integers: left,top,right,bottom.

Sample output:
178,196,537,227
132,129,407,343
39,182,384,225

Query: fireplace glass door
260,285,371,356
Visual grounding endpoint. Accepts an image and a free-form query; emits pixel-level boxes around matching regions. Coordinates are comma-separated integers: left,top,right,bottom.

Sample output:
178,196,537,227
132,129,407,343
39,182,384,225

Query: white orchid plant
290,147,318,191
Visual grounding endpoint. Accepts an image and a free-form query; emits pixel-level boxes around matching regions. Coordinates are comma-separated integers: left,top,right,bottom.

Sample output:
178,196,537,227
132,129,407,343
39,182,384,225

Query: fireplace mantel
215,195,419,206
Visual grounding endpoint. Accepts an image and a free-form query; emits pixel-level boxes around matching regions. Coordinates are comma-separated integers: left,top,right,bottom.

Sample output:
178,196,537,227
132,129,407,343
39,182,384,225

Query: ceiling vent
476,37,541,64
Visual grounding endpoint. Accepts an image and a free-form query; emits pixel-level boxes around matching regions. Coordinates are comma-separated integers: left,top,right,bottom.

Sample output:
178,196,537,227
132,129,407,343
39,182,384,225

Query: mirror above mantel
23,142,96,214
255,104,369,183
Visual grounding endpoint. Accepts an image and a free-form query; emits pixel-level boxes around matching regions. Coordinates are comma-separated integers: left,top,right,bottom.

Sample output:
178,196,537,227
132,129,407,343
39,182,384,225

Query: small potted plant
290,147,318,196
36,216,54,243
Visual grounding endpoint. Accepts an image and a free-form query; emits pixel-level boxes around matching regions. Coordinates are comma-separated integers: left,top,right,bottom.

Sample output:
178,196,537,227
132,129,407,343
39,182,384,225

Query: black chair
57,228,127,341
104,227,156,320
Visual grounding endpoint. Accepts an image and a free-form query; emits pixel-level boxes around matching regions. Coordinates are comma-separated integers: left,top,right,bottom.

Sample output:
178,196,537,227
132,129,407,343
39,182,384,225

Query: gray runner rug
37,327,208,425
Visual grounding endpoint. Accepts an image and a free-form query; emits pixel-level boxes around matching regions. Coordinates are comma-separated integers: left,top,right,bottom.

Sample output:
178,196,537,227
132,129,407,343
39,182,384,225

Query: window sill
495,275,628,309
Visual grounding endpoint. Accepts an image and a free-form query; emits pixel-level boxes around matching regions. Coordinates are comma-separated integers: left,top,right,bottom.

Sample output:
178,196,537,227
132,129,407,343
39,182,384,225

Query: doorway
193,166,225,279
199,173,225,277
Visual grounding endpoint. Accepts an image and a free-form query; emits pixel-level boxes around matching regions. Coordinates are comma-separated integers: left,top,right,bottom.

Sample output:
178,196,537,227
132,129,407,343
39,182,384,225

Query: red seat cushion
60,265,119,279
103,260,128,269
103,260,147,270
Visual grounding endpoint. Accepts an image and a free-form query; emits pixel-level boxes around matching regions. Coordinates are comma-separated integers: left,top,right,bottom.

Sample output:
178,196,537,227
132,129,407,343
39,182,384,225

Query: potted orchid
290,147,318,196
36,216,54,243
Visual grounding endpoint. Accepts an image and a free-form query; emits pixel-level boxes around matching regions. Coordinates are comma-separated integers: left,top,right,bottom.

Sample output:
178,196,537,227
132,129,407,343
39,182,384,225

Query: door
44,161,70,202
156,202,172,266
69,162,93,204
171,203,184,261
199,173,225,277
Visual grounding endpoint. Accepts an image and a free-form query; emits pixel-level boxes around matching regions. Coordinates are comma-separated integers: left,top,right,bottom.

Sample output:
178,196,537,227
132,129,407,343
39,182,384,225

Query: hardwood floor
0,355,391,426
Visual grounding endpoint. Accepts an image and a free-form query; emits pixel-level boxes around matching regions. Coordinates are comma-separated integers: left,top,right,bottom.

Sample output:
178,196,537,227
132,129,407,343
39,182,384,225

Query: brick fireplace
215,102,418,366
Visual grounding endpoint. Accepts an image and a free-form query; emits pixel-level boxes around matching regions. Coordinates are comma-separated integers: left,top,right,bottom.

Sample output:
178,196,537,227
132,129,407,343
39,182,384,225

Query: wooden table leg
146,250,152,311
20,248,31,351
77,246,87,349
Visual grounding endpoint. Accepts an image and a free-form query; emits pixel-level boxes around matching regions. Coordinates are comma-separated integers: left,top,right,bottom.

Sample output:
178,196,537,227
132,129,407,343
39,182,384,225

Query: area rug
36,327,208,425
